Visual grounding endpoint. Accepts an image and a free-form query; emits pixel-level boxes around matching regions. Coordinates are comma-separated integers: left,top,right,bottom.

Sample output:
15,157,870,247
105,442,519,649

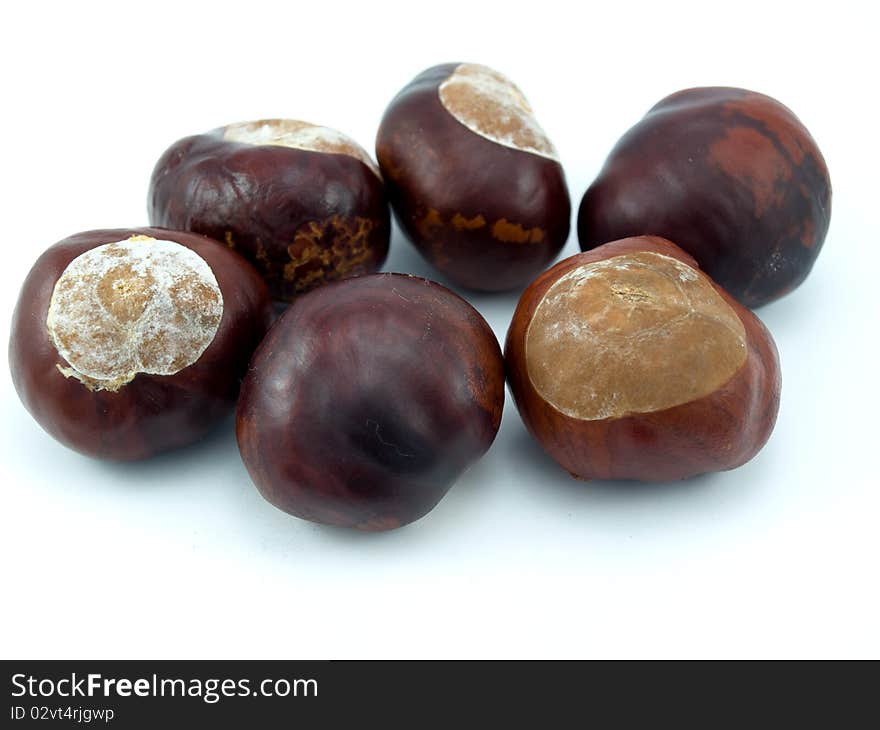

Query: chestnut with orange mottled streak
236,273,505,530
505,236,781,482
578,87,831,308
148,121,390,302
376,64,570,291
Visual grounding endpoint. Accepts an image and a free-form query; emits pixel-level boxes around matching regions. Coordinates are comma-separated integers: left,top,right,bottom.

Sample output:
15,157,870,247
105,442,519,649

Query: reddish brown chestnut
505,236,780,481
9,228,273,460
376,63,570,291
578,87,831,308
148,119,390,302
236,273,505,530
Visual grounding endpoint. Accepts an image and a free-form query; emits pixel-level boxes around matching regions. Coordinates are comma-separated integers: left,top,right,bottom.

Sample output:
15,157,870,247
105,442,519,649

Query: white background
1,0,877,659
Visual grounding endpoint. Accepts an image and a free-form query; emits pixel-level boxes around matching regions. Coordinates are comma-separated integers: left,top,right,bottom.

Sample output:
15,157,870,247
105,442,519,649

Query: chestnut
236,273,505,530
148,119,390,302
578,87,831,308
505,236,780,481
376,63,570,291
9,227,273,461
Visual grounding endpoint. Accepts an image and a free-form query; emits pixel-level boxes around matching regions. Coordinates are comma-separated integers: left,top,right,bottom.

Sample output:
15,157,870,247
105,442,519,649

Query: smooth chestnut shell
505,236,781,481
9,227,273,460
236,273,505,530
578,87,831,308
148,119,390,302
376,63,571,291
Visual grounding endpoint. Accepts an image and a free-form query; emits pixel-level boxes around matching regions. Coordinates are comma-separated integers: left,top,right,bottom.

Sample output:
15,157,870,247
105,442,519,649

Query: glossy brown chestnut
505,236,781,481
236,273,505,530
9,227,273,460
578,87,831,308
376,63,570,291
148,119,390,302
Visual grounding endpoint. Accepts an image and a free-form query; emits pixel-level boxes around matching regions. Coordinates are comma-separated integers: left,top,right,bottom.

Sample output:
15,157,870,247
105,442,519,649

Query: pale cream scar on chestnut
46,236,224,392
524,252,747,420
438,63,559,161
223,119,381,178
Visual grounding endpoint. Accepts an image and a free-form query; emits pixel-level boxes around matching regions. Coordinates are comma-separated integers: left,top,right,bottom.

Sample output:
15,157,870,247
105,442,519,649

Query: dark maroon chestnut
236,273,505,530
578,87,831,308
505,236,781,481
9,227,273,460
376,63,570,291
148,119,390,302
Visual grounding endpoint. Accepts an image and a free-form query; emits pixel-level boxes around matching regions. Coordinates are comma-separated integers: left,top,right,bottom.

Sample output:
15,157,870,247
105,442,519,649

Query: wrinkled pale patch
223,119,380,177
46,236,224,392
438,63,559,161
525,252,747,420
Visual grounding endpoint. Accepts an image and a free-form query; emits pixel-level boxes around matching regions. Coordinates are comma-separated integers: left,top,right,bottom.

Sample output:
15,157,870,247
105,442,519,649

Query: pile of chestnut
9,63,831,530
